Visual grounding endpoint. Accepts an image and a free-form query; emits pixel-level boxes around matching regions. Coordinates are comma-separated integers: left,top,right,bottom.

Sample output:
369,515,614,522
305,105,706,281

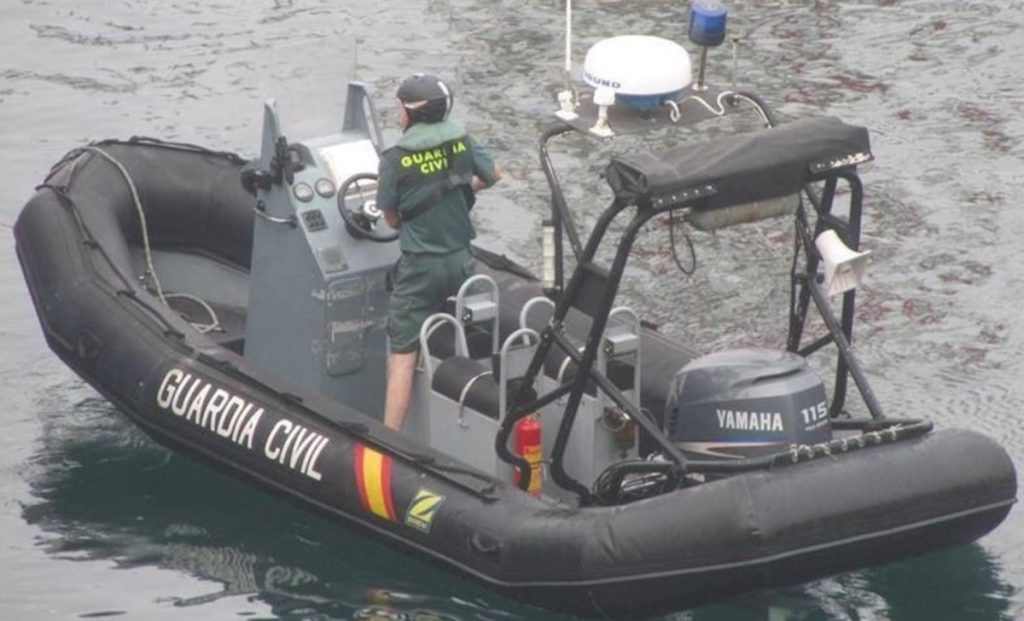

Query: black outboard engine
665,348,831,459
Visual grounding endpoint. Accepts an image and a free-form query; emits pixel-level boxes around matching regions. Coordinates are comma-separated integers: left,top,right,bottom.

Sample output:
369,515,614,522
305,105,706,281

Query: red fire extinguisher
515,414,543,497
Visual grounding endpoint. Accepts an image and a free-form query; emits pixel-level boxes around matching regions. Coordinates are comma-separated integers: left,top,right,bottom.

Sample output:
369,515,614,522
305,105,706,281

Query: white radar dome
582,36,692,109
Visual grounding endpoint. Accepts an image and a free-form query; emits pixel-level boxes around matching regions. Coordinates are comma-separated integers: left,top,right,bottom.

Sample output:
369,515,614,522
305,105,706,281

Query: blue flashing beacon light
688,0,728,90
689,0,728,47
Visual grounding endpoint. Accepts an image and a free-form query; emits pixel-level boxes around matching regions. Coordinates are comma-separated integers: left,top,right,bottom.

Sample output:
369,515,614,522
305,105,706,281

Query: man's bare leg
383,351,418,430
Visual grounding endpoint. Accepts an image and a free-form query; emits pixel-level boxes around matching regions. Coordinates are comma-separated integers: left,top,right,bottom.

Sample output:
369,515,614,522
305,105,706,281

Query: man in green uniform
377,73,502,430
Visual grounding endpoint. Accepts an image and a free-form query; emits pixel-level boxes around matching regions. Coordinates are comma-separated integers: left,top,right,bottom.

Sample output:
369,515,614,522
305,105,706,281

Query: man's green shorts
388,247,474,354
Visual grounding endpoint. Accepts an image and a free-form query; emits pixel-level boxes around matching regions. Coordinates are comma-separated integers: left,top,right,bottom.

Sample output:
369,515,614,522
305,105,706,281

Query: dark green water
2,1,1022,619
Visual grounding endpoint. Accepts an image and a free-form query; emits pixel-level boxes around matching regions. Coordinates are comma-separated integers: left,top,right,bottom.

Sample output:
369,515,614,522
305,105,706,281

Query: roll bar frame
498,93,914,504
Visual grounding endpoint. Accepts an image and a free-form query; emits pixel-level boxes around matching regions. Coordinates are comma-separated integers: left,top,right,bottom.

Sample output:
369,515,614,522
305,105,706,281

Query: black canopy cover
605,116,872,211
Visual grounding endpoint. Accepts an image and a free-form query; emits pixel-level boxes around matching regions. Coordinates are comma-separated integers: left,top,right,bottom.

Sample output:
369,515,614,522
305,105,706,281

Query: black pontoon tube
591,418,934,505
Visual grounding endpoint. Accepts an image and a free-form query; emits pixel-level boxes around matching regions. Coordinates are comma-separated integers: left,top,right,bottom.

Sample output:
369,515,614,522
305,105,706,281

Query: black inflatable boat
15,70,1016,619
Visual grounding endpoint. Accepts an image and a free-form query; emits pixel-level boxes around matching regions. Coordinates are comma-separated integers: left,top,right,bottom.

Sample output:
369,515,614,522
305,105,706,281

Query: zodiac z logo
404,488,446,534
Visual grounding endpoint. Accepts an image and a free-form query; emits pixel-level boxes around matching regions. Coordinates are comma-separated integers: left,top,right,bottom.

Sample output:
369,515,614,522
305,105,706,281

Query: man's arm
472,166,504,192
377,154,401,230
468,135,503,193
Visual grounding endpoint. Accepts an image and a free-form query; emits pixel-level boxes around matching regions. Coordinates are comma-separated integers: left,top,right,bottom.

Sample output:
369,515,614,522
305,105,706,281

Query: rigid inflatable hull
14,142,1017,618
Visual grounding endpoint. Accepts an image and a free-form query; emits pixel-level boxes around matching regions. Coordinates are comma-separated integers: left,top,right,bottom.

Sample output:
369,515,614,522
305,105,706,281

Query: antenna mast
556,0,578,119
565,0,572,74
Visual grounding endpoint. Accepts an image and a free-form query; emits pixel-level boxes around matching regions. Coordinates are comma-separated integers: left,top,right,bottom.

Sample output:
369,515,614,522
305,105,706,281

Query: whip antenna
565,0,572,74
556,0,578,119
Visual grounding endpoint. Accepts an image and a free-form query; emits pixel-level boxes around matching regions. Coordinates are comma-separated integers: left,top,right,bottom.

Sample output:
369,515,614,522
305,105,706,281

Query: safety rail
497,328,540,424
418,313,468,383
599,306,642,404
454,274,500,355
518,296,556,331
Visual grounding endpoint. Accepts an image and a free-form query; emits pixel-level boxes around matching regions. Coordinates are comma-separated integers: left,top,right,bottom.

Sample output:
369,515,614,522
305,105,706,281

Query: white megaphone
815,229,870,296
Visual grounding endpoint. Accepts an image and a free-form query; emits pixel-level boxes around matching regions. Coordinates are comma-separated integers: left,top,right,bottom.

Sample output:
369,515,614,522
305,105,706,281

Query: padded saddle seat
431,356,537,420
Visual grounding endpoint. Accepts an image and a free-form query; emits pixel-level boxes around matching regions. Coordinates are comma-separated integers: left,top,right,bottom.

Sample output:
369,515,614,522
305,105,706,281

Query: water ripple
2,68,136,93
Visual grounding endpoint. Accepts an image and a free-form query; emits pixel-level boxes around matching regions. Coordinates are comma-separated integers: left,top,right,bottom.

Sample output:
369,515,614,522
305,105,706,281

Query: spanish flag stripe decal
354,444,397,522
354,445,370,512
380,451,396,521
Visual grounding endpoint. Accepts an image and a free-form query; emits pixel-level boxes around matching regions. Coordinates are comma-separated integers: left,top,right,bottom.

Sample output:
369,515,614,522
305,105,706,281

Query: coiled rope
83,146,221,334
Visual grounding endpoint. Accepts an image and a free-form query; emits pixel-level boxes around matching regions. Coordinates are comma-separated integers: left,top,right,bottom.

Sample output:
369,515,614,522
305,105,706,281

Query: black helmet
396,73,454,125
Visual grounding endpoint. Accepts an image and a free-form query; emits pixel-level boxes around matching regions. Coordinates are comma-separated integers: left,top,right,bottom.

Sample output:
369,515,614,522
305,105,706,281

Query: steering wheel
336,172,398,243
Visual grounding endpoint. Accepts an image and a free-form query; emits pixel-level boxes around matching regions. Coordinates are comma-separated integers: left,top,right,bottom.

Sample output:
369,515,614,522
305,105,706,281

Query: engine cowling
665,348,831,459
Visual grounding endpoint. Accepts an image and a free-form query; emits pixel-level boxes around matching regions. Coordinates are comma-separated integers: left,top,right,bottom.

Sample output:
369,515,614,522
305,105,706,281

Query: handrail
417,313,468,383
497,327,540,424
605,306,642,402
454,273,500,354
518,296,555,331
253,200,296,227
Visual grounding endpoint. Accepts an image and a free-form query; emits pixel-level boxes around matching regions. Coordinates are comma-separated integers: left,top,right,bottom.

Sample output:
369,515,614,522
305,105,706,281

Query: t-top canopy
605,116,872,210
